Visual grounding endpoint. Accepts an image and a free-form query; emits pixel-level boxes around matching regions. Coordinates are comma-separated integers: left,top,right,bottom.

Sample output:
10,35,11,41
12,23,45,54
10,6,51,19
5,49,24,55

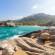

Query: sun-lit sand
14,49,28,55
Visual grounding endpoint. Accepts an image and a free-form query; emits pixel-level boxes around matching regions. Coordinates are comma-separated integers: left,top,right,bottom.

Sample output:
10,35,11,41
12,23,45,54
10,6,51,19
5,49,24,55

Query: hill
0,13,55,26
19,13,55,25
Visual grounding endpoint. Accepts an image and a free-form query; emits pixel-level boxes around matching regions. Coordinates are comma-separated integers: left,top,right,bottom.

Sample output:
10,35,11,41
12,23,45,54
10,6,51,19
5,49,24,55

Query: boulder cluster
0,29,55,55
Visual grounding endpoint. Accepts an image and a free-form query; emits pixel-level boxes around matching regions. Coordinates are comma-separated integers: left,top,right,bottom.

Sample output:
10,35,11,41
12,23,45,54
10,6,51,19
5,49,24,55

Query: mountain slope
19,13,55,24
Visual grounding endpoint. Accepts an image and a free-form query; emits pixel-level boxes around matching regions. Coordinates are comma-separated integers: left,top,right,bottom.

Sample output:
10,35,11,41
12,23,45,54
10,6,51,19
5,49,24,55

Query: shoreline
0,28,55,55
0,26,48,41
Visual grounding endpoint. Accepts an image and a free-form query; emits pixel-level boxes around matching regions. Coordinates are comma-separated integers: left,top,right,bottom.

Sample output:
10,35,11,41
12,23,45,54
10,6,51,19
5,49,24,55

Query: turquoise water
0,26,48,40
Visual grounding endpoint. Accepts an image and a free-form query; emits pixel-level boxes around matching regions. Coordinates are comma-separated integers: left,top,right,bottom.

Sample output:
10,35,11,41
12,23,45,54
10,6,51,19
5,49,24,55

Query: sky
0,0,55,21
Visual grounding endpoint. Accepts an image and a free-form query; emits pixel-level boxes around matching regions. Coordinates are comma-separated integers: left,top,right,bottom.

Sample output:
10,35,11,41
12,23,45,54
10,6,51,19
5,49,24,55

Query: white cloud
9,16,24,20
0,16,24,21
31,0,55,15
32,5,37,9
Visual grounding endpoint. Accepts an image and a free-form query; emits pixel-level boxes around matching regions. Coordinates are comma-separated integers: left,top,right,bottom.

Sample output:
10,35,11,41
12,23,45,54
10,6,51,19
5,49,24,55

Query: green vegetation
0,13,55,26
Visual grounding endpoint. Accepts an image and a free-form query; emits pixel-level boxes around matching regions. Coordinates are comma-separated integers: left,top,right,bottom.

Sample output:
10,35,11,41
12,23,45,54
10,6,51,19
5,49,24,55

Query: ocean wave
7,35,22,40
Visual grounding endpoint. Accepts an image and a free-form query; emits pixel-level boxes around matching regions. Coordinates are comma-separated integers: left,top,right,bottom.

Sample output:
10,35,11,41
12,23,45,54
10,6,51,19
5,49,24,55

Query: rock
6,22,16,27
15,37,44,53
30,32,40,39
2,49,10,55
0,47,10,55
0,34,55,55
40,32,50,41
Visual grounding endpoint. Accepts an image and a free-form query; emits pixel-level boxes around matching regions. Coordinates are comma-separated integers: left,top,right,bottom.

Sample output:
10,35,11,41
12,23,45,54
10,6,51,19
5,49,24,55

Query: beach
0,0,55,55
0,28,55,55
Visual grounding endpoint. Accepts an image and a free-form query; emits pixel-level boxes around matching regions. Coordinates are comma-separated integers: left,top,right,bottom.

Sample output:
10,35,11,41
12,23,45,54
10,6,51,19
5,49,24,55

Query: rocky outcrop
0,37,55,55
0,29,55,55
6,22,16,27
0,22,16,27
15,37,55,55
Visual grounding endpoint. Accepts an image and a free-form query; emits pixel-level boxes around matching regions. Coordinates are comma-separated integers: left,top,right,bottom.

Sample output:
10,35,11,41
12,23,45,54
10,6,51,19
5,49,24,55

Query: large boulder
40,32,50,40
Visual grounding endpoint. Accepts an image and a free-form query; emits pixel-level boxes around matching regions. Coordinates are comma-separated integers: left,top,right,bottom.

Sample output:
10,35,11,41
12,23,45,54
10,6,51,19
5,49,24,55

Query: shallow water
0,26,48,40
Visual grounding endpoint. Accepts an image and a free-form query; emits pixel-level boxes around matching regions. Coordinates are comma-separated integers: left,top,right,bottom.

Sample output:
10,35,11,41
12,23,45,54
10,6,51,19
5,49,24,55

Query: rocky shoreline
0,29,55,55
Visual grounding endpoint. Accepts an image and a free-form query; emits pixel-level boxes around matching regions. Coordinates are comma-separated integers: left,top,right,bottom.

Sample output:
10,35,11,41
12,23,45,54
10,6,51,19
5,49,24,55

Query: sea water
0,26,48,40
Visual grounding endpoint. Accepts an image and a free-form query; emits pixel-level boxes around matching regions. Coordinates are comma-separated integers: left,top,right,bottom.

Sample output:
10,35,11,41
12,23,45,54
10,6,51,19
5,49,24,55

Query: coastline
0,26,48,41
0,29,55,55
0,37,55,55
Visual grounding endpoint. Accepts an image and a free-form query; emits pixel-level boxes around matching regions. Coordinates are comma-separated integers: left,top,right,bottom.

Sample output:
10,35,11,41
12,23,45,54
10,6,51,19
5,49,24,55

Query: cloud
31,0,55,15
32,5,37,9
9,16,24,20
0,16,24,21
